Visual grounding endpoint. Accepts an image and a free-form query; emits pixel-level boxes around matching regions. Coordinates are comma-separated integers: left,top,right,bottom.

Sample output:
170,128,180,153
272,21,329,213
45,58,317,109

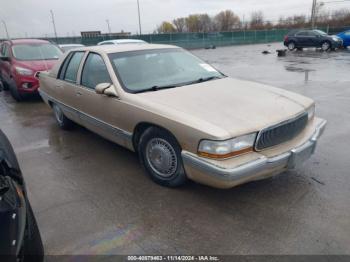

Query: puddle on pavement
15,139,50,154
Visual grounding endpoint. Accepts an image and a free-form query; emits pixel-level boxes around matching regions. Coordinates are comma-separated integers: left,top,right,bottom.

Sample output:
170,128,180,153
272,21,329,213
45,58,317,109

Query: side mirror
0,56,10,62
95,83,118,98
95,83,111,94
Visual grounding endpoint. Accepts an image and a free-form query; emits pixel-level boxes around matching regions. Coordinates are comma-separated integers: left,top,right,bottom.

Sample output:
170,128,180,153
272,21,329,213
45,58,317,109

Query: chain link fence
4,26,348,49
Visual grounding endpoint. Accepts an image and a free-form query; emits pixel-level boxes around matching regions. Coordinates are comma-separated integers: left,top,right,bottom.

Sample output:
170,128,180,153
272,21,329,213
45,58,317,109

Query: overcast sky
0,0,349,38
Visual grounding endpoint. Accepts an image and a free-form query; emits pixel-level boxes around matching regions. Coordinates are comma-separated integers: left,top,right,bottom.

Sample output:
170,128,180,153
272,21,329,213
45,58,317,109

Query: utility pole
311,0,317,28
106,19,111,35
50,9,58,41
137,0,142,35
1,20,10,39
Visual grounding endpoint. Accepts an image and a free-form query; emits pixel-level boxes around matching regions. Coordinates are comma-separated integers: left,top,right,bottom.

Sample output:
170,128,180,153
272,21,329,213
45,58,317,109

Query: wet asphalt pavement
0,43,349,255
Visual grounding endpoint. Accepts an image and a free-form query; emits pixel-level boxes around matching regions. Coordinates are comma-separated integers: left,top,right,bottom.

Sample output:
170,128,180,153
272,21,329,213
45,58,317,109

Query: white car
59,44,85,52
97,39,147,46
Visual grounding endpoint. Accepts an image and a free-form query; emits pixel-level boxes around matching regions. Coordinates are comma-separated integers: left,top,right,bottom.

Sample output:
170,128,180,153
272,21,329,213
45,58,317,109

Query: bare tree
250,11,264,29
173,18,187,32
198,14,213,32
214,10,240,31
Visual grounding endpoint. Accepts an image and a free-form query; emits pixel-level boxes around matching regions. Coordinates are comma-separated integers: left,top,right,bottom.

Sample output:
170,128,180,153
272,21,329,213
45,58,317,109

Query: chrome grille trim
255,112,308,151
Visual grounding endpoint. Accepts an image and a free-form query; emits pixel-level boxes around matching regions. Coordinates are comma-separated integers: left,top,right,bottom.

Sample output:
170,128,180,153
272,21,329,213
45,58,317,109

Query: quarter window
58,53,73,80
64,52,84,83
81,53,111,89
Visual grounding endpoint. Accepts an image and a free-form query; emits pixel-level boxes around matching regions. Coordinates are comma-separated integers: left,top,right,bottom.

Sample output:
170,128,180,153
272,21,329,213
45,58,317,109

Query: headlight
306,104,315,120
198,133,257,159
15,66,34,76
332,37,340,42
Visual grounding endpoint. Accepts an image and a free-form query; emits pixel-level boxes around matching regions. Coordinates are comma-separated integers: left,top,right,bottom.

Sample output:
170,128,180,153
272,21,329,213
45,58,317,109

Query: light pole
50,10,58,41
311,0,325,28
137,0,142,35
106,19,112,35
1,20,10,39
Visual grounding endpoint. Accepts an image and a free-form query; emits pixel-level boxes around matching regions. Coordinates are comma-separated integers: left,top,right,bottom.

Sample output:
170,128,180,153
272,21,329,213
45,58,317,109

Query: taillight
284,36,289,42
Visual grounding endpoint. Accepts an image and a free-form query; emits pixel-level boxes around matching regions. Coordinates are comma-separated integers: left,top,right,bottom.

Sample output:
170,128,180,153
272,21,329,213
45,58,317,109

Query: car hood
14,59,58,72
136,78,313,138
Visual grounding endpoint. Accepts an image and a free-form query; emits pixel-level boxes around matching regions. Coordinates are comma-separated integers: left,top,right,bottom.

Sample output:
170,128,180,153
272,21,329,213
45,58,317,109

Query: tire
138,127,188,187
52,103,73,130
9,80,23,102
321,41,331,51
21,202,44,262
0,74,9,91
287,41,296,51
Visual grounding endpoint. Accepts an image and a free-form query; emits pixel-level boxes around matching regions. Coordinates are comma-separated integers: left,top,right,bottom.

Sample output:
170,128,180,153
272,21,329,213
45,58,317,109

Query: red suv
0,39,62,101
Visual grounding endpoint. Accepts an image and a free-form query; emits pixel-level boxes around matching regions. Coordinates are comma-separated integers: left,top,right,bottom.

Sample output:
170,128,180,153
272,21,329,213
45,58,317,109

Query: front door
75,52,131,148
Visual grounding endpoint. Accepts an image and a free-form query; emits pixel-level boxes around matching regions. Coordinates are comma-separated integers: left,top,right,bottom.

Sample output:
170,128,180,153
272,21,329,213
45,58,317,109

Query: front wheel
138,127,188,187
52,103,73,130
321,41,331,51
9,83,23,102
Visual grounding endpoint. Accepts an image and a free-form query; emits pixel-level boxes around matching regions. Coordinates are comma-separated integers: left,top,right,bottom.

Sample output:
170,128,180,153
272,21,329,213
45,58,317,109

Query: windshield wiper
135,84,180,94
134,76,225,94
190,75,224,84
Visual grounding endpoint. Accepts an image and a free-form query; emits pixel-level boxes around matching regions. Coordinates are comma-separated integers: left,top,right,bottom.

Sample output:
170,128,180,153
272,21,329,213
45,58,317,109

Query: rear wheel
321,41,331,51
138,127,187,187
52,103,73,130
287,41,296,51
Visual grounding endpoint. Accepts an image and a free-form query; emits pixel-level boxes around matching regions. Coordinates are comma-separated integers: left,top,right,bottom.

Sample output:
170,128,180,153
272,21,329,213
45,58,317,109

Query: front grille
255,113,308,151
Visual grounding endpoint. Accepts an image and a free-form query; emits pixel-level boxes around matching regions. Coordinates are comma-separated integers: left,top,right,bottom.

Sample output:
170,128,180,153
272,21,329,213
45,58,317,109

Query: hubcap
288,43,295,50
322,42,330,50
53,104,64,125
146,138,178,178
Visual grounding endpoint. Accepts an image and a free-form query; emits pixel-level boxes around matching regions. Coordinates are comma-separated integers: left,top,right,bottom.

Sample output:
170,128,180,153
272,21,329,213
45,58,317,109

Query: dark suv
284,29,343,51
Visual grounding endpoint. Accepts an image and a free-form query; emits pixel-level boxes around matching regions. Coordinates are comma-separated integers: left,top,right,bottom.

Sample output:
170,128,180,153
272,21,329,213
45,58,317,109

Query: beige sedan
39,44,327,189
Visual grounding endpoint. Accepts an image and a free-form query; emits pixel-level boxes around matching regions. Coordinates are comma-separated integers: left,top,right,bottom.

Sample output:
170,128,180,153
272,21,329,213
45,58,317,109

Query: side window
2,44,9,57
63,52,84,83
81,53,111,89
297,31,308,36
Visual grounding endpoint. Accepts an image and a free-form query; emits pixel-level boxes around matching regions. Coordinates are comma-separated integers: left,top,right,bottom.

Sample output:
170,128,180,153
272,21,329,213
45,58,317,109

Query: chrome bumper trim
182,119,327,182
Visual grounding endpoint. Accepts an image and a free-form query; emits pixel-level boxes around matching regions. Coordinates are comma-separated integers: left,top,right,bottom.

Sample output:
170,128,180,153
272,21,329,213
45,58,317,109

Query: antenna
50,10,58,42
1,20,10,40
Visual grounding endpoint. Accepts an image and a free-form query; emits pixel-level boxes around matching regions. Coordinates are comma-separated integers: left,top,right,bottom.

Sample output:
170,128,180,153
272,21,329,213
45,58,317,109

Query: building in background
80,30,131,38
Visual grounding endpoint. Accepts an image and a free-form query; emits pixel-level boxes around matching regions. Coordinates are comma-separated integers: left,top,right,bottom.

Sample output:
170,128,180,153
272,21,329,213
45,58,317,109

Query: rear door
53,51,85,124
295,31,311,47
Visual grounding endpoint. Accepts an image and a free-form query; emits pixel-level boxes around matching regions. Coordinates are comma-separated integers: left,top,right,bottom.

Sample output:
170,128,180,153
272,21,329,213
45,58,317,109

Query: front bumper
14,75,40,94
182,119,327,189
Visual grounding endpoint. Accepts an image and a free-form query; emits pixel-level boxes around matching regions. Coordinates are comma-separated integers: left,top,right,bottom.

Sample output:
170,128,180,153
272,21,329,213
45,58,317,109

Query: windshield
109,48,224,93
12,44,62,61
